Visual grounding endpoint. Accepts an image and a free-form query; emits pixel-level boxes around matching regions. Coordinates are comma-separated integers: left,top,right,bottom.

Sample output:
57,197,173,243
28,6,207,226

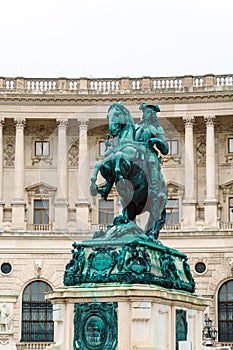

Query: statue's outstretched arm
147,137,169,155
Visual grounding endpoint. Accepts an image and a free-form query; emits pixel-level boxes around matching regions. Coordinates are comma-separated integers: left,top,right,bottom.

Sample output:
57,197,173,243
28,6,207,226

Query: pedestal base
45,284,209,350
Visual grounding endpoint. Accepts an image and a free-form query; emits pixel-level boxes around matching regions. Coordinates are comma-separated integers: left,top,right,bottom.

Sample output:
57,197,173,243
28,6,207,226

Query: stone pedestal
46,284,209,350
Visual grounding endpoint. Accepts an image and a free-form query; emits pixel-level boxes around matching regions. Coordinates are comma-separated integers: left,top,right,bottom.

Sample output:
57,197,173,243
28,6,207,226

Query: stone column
54,119,68,231
182,116,196,228
76,119,90,231
11,118,26,230
204,115,218,228
0,119,4,231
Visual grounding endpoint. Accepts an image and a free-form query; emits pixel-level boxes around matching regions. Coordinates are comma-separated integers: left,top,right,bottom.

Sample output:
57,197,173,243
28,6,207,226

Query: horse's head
107,102,135,138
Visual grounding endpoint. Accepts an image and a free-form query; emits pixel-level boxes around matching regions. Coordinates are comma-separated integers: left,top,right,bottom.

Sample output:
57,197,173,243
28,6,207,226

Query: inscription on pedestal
73,302,117,350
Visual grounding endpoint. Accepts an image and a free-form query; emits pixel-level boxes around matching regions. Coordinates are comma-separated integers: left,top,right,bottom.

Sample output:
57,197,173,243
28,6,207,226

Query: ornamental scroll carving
68,138,79,167
3,137,15,167
196,134,206,166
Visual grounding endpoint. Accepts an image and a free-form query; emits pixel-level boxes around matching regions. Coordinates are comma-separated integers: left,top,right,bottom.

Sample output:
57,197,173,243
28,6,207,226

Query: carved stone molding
183,116,195,127
56,119,68,128
166,181,184,196
220,180,233,202
204,115,215,126
25,124,54,137
77,119,89,129
14,118,26,129
26,182,57,204
88,124,109,136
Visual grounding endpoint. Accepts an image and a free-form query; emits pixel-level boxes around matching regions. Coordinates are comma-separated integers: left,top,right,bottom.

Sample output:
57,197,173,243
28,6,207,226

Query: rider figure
135,103,169,196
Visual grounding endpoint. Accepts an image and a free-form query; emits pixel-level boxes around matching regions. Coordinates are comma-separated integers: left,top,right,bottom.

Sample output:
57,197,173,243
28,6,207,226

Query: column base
11,200,26,230
75,199,90,231
54,199,68,231
204,199,218,228
0,201,5,232
181,200,196,228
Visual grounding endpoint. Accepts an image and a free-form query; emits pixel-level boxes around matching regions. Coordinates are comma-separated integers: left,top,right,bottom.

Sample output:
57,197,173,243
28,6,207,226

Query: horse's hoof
90,184,98,196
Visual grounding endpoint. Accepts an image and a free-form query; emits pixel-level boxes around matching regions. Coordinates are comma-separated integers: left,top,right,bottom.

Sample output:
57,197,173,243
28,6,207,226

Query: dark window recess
195,262,206,274
21,281,54,342
1,263,12,274
218,280,233,342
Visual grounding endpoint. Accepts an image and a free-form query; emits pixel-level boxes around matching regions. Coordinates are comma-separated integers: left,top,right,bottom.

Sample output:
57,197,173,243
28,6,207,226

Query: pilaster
0,118,4,231
11,118,26,230
182,116,196,228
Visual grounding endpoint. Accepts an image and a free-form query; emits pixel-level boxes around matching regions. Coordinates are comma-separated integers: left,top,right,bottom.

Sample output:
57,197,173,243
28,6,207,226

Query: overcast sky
0,0,232,79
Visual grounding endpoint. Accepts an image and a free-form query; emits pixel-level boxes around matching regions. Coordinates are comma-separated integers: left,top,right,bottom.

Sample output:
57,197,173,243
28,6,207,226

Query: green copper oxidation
90,102,168,240
64,241,195,293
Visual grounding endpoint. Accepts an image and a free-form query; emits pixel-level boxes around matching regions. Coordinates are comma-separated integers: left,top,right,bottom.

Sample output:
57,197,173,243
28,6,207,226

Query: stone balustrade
0,74,232,95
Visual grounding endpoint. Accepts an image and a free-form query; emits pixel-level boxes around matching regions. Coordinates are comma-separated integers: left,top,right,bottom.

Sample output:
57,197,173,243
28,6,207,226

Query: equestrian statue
90,102,169,240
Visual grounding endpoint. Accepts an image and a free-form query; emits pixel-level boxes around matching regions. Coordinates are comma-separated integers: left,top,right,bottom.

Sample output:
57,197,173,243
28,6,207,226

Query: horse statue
90,102,169,240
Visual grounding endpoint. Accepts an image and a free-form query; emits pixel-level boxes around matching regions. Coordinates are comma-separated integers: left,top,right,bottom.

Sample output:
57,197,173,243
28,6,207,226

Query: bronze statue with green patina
90,102,169,240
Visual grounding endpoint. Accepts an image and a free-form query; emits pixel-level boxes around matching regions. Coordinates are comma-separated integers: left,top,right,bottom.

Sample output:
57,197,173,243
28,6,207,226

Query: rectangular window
34,200,49,225
99,199,114,225
165,199,179,225
229,198,233,222
228,138,233,153
167,140,178,155
35,141,50,157
99,141,105,157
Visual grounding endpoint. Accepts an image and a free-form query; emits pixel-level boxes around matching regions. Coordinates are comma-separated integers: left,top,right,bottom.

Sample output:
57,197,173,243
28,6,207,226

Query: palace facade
0,74,233,348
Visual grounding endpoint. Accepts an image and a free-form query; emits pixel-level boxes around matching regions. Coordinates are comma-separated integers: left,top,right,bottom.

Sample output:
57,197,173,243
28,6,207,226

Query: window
34,200,49,225
99,141,105,157
21,281,54,342
0,262,12,275
165,199,179,225
167,140,178,155
194,262,206,274
218,280,233,342
99,199,114,225
229,198,233,222
228,138,233,153
35,141,50,157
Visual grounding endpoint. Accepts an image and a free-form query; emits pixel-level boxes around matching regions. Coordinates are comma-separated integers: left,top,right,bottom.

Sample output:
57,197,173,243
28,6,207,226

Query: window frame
165,198,179,225
228,138,233,154
98,199,114,225
21,280,54,342
35,141,50,157
33,199,49,226
218,279,233,342
167,139,179,156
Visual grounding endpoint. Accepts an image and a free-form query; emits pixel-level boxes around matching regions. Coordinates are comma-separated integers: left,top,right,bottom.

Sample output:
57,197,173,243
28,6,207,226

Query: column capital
204,115,215,126
14,118,26,128
77,119,89,128
183,116,195,127
0,118,4,128
56,119,68,127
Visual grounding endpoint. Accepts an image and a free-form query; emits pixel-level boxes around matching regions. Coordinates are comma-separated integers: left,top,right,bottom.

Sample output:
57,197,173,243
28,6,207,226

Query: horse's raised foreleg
115,151,124,181
90,160,103,196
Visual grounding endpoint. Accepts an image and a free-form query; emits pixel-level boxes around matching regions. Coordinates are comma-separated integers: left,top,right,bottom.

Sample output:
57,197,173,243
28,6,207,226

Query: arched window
21,280,54,342
218,280,233,342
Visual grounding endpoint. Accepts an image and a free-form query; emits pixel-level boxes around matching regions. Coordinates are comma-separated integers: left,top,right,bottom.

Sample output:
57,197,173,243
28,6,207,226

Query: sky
0,0,232,79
